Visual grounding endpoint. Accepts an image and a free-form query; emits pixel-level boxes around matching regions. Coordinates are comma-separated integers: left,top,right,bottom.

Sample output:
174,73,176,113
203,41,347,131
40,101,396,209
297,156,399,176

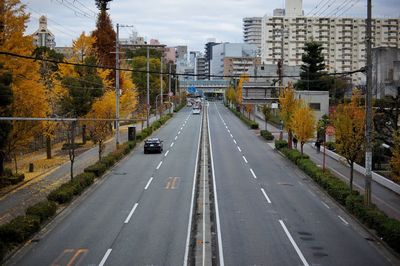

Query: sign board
326,125,335,136
271,103,279,109
168,92,174,97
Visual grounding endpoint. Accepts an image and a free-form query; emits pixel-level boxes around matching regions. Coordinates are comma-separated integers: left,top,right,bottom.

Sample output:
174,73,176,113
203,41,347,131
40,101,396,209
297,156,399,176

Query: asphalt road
7,103,397,265
8,107,202,266
208,102,393,266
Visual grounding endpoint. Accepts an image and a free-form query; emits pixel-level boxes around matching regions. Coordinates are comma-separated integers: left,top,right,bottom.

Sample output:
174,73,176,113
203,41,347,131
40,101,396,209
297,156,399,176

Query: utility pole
160,58,163,106
168,63,172,113
146,46,150,128
115,23,120,146
365,0,373,206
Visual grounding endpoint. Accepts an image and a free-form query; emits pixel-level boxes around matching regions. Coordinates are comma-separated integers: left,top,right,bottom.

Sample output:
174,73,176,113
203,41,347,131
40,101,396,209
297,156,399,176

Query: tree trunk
82,125,87,144
98,140,103,161
68,121,76,181
0,151,5,176
288,130,293,149
301,143,304,155
350,161,354,192
46,135,52,159
265,120,268,131
14,153,18,174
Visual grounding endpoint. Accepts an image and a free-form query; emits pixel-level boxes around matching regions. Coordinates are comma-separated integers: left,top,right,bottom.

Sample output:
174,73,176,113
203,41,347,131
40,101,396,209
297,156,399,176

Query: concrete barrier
313,143,400,195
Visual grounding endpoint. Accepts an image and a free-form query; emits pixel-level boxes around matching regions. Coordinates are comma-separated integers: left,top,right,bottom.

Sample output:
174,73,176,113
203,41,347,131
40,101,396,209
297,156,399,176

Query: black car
144,138,163,154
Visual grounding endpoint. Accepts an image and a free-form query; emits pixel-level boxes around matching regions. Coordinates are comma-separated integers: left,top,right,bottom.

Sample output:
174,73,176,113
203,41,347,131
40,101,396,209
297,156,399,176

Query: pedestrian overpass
179,80,229,100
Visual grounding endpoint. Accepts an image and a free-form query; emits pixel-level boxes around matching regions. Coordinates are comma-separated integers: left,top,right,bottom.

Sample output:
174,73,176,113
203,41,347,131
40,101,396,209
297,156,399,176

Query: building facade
261,15,400,85
195,56,207,80
223,57,261,77
210,43,258,79
372,47,400,98
32,16,56,49
243,17,262,53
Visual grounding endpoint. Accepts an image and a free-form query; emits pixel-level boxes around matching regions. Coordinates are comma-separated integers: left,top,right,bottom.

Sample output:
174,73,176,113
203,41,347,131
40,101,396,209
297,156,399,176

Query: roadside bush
84,162,107,177
127,141,136,150
151,120,161,130
0,241,6,262
26,200,57,223
100,154,116,167
0,173,25,188
274,140,288,150
61,142,83,150
260,130,274,141
283,149,309,164
326,141,336,151
73,172,95,189
0,215,40,244
47,183,75,204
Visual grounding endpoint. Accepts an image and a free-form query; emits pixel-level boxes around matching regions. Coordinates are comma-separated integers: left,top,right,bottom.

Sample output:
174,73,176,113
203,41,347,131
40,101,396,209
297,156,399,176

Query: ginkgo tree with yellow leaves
279,83,299,149
333,89,365,192
291,100,316,154
0,0,48,172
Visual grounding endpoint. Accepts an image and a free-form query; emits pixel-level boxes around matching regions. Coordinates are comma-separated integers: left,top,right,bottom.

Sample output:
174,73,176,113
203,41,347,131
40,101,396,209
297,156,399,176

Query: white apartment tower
243,17,262,53
285,0,303,17
261,3,400,84
32,16,56,49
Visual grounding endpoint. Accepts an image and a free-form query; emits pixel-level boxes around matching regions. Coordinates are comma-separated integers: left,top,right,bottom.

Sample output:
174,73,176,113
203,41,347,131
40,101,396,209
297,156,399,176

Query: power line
306,0,328,16
0,51,365,79
313,0,333,16
336,0,361,18
53,0,95,20
326,0,353,17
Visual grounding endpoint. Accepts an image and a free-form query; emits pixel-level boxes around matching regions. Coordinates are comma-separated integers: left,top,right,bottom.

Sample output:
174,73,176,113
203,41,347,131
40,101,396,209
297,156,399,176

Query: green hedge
276,143,400,254
274,140,288,150
84,162,107,177
0,215,40,244
228,107,259,129
0,173,25,188
260,130,274,141
26,200,57,223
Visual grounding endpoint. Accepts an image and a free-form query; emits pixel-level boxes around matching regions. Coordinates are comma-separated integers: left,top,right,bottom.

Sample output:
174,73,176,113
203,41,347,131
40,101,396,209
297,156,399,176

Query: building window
309,103,321,111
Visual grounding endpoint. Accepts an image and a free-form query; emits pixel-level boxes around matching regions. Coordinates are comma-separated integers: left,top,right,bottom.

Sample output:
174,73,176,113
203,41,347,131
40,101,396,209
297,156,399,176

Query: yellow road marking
165,177,180,190
52,248,88,266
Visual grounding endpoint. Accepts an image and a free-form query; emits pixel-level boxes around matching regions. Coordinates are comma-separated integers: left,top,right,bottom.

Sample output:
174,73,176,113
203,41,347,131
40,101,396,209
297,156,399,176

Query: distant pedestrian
293,136,298,149
315,140,321,153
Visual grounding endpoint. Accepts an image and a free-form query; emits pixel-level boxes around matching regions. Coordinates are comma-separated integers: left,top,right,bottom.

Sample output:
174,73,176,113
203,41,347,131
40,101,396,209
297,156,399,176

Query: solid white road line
250,168,257,179
321,201,330,209
170,142,174,147
242,156,248,163
124,203,138,224
233,139,237,144
237,146,242,152
183,107,203,266
338,215,349,226
279,220,310,266
208,104,225,266
99,248,112,266
261,188,272,204
144,177,153,190
164,150,170,157
156,161,163,170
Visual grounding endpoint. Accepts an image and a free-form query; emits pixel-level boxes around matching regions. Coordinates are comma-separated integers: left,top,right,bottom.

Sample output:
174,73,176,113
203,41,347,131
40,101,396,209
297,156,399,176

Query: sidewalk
0,114,164,225
252,109,400,221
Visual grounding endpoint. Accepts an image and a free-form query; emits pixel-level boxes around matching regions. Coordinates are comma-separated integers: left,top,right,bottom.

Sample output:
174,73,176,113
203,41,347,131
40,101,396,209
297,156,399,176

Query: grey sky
23,0,400,52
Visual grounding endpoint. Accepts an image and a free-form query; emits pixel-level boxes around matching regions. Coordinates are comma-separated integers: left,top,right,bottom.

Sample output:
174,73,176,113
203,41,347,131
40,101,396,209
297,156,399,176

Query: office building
32,15,56,49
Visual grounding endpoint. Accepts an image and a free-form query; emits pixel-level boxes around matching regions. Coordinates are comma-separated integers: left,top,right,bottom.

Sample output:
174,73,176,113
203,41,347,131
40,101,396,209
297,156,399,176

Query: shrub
61,142,83,150
250,122,259,129
0,241,6,263
84,162,107,177
47,184,74,204
284,149,309,164
26,200,57,223
275,140,288,150
260,130,274,141
0,173,25,187
326,141,336,151
100,154,116,167
0,215,40,244
127,141,136,150
73,172,95,190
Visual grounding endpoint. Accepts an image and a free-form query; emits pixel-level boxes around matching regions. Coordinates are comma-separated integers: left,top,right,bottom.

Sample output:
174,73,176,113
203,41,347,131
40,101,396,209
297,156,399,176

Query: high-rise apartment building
260,0,400,84
32,16,56,49
243,17,262,52
195,56,207,80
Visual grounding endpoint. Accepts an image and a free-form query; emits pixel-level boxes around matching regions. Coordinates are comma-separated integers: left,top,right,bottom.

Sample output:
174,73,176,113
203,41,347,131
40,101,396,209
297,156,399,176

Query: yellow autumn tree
279,83,299,148
225,86,236,107
236,74,249,111
390,131,400,182
245,104,253,120
291,100,316,154
0,0,48,172
119,70,138,117
86,91,115,160
333,89,365,192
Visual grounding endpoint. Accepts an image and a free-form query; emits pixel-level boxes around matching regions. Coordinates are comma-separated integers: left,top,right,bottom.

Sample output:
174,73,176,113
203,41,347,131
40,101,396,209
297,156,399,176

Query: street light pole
146,45,150,128
168,63,172,113
160,58,163,106
365,0,373,205
115,23,120,146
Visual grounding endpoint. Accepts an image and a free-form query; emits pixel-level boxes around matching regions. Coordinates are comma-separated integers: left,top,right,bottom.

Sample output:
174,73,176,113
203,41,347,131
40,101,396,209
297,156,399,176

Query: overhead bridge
242,82,281,104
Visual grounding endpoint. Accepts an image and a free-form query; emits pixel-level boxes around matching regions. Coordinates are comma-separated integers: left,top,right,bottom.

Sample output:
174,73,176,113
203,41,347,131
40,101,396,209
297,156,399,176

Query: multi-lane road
8,102,396,265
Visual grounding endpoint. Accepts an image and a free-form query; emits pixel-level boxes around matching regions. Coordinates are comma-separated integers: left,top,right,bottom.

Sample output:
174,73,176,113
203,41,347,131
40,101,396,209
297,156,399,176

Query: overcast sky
22,0,400,52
